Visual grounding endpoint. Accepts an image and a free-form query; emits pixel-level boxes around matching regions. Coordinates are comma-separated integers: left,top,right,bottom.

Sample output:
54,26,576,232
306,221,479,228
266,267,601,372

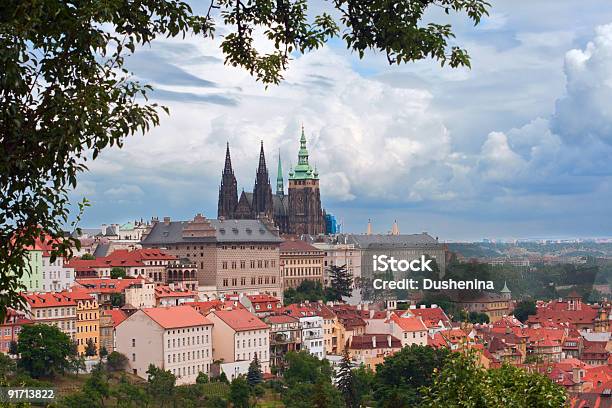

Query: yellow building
280,240,324,289
71,289,100,357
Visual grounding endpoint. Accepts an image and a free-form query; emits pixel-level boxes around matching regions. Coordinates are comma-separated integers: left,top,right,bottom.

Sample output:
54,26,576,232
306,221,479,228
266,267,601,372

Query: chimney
387,335,392,348
572,367,580,383
431,304,438,309
410,305,417,310
163,217,171,225
420,305,426,309
372,336,376,348
367,219,372,235
391,220,399,235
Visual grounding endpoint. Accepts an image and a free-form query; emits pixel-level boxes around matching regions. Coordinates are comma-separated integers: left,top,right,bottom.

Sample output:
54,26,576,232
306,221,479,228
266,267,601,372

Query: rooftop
141,306,212,329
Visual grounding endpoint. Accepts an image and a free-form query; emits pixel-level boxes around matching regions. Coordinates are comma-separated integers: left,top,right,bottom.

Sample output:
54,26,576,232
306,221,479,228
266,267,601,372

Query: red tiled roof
188,300,245,315
66,249,176,270
349,334,401,350
75,278,149,294
247,294,281,304
155,285,197,298
264,315,299,324
396,307,451,328
209,309,268,331
428,332,447,348
22,292,77,308
280,240,323,253
388,314,427,332
103,309,127,327
140,306,212,329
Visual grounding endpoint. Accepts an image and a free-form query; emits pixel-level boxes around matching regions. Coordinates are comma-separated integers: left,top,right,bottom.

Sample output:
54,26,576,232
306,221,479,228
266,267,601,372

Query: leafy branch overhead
0,0,490,320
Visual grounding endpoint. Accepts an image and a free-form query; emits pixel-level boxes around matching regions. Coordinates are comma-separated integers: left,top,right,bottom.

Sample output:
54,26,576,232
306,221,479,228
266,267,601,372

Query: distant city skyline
71,0,612,241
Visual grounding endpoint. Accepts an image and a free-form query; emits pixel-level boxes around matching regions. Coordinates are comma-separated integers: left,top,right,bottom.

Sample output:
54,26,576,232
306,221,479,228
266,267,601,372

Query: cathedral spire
290,125,317,180
276,149,284,196
257,140,268,180
223,142,233,175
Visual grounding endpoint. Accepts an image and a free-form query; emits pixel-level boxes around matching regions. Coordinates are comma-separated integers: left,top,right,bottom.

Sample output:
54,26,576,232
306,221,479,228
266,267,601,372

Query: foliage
81,253,96,260
467,311,490,324
336,349,357,408
99,346,108,358
111,293,125,308
111,267,127,279
327,264,353,301
106,351,129,372
229,375,251,408
147,364,176,408
420,351,568,407
196,371,209,384
513,299,537,323
0,0,489,320
85,338,97,356
353,365,376,407
0,353,16,379
17,324,76,378
283,280,326,305
218,372,229,384
111,374,150,408
283,351,333,386
247,353,263,386
373,344,451,407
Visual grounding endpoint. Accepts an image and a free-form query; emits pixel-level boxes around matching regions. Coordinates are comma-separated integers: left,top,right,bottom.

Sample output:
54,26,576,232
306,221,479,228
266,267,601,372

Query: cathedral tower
288,126,325,235
253,141,274,219
218,142,238,219
276,151,284,196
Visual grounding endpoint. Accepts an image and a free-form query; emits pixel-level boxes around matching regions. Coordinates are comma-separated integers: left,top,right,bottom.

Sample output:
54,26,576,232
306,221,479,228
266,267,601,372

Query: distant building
141,214,283,298
217,127,326,236
71,289,101,357
312,242,361,287
348,334,402,370
206,309,270,380
239,294,282,317
263,314,301,370
115,306,213,384
0,309,32,353
325,214,338,234
335,230,446,300
99,309,127,354
280,240,325,289
22,292,77,340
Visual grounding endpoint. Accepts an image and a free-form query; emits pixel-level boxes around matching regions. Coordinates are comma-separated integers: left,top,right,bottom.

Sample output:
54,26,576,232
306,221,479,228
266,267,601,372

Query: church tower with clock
287,126,325,235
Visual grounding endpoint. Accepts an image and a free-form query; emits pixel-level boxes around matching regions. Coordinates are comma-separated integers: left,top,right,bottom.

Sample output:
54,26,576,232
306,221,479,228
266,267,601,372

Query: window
132,353,136,362
222,262,228,269
132,339,136,347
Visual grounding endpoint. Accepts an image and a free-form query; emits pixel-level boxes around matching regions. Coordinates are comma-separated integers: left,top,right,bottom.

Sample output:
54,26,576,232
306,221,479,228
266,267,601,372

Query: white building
313,243,361,287
206,309,270,381
300,315,325,359
42,254,75,292
115,305,213,385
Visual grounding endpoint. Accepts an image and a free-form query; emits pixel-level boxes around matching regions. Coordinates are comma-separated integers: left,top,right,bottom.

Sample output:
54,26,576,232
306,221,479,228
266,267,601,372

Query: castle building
218,127,325,236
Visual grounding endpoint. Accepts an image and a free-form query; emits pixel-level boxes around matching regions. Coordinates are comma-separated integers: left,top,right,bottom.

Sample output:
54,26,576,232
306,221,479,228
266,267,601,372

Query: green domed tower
288,126,325,235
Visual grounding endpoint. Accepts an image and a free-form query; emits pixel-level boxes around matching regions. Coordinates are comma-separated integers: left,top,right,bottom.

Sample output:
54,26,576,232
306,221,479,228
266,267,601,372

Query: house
348,334,401,370
263,314,301,370
240,294,282,317
0,309,33,353
115,305,213,385
206,308,270,380
22,292,77,339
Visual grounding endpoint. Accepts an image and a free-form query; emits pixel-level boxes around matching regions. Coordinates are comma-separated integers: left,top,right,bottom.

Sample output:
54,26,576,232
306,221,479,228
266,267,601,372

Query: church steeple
253,140,274,219
218,142,238,219
290,125,317,180
276,150,284,196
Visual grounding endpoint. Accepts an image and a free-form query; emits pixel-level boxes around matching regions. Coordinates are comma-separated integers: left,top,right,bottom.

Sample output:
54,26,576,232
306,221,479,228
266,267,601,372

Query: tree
111,374,150,408
196,371,209,384
353,365,376,407
82,364,110,408
0,0,490,321
373,345,451,407
336,349,357,408
327,264,353,301
147,364,176,408
229,376,251,408
0,353,16,379
81,253,95,260
247,354,263,386
110,267,127,279
420,351,568,407
99,346,108,359
111,293,125,308
284,351,333,386
468,311,489,324
218,372,229,384
17,323,76,378
284,280,326,305
514,299,537,323
85,338,97,357
8,340,17,356
106,351,129,372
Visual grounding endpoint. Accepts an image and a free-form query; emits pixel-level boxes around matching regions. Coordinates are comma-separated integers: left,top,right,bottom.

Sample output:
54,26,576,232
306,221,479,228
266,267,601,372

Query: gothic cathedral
217,127,325,236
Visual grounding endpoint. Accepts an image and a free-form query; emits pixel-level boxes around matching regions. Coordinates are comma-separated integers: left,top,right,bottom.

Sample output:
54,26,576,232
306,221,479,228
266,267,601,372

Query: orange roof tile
209,309,268,331
141,306,212,329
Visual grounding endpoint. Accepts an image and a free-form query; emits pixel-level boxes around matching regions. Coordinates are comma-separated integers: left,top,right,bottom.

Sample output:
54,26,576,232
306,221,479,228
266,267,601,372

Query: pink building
115,305,213,384
206,309,270,380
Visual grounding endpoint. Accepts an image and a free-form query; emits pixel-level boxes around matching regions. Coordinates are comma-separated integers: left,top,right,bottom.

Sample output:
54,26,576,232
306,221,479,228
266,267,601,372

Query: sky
72,0,612,241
